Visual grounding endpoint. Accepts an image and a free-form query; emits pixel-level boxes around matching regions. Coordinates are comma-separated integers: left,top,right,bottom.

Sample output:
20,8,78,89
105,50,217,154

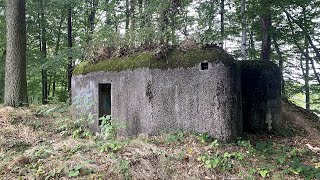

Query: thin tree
303,5,310,110
260,0,271,61
4,0,28,106
67,0,73,101
40,0,48,104
220,0,224,48
241,0,247,60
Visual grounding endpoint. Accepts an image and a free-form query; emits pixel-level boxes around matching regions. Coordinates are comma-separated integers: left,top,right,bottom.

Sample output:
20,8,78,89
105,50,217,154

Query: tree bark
4,0,28,107
241,0,247,60
249,30,255,60
52,12,64,98
303,6,310,110
220,0,224,48
89,0,98,32
67,0,73,102
272,36,285,96
40,0,48,104
125,0,130,30
130,0,136,46
260,0,271,61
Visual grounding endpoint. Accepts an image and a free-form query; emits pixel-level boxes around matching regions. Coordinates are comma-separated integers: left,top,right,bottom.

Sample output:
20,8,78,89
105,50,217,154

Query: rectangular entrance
98,83,111,125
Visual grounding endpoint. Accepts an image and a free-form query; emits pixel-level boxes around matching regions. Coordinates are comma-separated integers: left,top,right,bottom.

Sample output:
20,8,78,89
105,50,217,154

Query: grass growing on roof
73,48,235,75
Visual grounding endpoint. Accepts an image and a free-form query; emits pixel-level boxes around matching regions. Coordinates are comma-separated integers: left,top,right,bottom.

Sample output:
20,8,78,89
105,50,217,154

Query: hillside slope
0,103,319,179
282,100,320,147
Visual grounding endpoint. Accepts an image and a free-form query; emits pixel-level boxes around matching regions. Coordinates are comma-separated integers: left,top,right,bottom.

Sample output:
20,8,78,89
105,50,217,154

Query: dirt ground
0,102,319,179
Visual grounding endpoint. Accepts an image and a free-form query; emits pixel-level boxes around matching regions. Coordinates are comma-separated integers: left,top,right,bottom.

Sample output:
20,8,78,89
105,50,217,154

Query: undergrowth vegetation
0,105,319,179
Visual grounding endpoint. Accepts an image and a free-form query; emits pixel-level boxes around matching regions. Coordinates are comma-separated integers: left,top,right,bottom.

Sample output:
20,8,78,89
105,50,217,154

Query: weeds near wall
57,93,96,139
98,115,127,153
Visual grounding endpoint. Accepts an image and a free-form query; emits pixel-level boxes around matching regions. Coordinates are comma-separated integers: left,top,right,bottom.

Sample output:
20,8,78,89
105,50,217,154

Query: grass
0,105,319,179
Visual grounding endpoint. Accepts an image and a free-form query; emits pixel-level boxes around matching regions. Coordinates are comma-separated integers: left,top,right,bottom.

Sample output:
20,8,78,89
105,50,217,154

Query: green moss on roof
73,48,235,75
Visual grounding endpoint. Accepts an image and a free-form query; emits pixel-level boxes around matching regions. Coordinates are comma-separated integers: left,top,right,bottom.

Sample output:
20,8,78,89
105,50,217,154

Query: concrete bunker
72,48,282,141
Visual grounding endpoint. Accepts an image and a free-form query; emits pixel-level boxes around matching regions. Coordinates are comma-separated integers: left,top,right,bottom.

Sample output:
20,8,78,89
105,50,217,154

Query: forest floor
0,101,319,180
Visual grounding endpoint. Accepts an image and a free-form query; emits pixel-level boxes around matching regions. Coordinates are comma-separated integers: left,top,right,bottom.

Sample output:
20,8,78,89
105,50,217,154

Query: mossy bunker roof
73,48,235,75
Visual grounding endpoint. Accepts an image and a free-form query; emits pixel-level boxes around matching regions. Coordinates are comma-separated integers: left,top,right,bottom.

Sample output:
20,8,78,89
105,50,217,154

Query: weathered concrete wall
240,61,282,133
72,61,242,141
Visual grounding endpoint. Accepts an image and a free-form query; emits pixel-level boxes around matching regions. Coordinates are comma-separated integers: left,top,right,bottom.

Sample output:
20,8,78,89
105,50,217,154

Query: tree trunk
303,6,310,111
241,0,247,60
272,36,285,96
51,13,64,98
125,0,130,30
305,50,310,111
89,0,98,32
159,2,169,45
4,0,28,107
130,0,136,46
220,0,224,48
40,0,48,104
249,30,255,60
260,0,271,61
67,0,73,102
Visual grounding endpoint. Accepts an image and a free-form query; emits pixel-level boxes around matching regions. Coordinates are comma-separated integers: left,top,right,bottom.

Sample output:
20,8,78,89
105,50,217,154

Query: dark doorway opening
99,83,111,125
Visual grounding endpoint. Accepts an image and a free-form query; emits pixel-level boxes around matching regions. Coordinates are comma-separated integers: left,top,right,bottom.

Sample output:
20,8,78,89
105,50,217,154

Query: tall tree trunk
125,0,130,30
170,0,179,45
159,2,169,45
260,0,271,61
4,0,28,107
272,36,285,96
40,0,48,104
249,30,255,60
220,0,224,48
241,0,247,60
48,76,51,99
89,0,98,32
52,12,64,97
304,47,310,110
143,0,151,47
67,0,73,102
130,0,136,46
303,6,310,111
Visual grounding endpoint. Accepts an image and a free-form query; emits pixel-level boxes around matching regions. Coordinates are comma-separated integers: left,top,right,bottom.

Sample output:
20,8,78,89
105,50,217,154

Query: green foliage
118,159,131,180
197,151,246,171
32,146,53,160
197,133,211,143
165,130,185,144
99,115,116,140
67,161,93,178
99,141,123,153
97,115,127,153
236,140,320,179
56,94,95,138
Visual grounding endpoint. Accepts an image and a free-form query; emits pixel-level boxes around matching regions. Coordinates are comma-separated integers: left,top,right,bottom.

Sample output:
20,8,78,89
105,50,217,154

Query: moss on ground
73,48,235,75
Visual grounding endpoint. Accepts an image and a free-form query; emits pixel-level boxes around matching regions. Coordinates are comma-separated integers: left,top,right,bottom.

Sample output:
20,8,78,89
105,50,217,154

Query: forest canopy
0,0,319,113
